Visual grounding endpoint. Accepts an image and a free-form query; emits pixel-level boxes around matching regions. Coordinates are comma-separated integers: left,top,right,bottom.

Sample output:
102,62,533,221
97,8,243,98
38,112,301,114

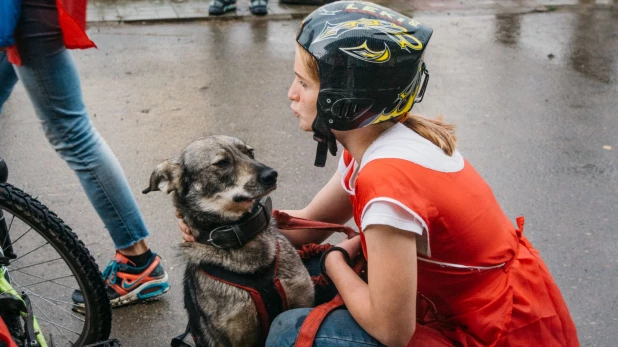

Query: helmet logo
373,78,420,123
313,18,423,53
340,41,390,63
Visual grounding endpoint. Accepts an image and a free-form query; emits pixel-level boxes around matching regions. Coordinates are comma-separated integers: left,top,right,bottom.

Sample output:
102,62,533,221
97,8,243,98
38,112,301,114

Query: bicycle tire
0,183,112,345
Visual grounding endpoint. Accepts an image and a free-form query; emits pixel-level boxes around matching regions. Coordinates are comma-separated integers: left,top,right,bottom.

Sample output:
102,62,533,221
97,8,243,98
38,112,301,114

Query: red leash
273,211,367,347
272,210,358,239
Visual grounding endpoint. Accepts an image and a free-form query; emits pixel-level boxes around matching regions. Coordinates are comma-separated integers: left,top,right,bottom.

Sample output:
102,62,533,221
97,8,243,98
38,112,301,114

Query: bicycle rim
0,183,112,346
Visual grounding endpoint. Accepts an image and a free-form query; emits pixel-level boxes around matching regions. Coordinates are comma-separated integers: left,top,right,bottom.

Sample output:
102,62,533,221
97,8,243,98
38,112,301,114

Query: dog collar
204,196,273,249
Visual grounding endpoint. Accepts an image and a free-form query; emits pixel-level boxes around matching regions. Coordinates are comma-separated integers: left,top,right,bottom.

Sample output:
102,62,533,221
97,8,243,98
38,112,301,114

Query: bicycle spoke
15,285,85,312
30,295,74,344
10,257,63,271
1,187,111,346
34,315,81,336
20,273,75,288
5,226,31,252
11,277,86,322
11,241,49,263
11,268,77,290
7,213,14,232
1,213,15,247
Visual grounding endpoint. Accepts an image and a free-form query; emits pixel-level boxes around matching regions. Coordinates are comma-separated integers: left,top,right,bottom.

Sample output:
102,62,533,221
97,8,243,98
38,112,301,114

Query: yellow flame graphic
340,41,391,63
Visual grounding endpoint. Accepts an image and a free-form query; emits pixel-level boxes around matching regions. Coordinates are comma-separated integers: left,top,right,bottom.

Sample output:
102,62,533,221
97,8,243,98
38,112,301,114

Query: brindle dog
143,135,314,347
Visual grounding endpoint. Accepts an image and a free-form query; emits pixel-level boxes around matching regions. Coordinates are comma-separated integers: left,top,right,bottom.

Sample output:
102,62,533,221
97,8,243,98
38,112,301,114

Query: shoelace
101,260,120,284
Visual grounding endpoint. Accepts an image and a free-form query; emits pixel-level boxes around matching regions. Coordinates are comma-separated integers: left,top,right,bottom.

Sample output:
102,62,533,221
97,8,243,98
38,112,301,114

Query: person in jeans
0,0,169,307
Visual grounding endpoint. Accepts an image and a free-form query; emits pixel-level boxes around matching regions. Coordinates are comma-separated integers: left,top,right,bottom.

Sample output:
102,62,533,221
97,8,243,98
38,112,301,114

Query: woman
0,0,169,307
180,1,580,346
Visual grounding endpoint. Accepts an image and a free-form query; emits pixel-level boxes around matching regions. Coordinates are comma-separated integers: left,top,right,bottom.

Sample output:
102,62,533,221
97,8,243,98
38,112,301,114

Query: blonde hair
398,114,457,156
297,44,457,156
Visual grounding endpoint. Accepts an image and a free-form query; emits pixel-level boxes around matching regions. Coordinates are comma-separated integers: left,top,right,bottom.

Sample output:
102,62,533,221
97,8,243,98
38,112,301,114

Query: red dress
342,124,579,346
7,0,95,65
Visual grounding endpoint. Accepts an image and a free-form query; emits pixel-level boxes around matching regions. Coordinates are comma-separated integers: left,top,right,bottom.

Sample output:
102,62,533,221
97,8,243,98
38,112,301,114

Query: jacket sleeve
0,0,21,47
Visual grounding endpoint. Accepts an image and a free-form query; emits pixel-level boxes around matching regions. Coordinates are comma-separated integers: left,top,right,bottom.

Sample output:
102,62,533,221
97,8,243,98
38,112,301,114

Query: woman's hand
175,211,196,242
336,235,362,259
324,235,362,278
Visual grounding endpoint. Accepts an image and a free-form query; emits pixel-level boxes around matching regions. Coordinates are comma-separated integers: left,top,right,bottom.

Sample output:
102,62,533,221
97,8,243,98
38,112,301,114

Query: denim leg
0,52,18,114
12,0,150,249
267,308,385,347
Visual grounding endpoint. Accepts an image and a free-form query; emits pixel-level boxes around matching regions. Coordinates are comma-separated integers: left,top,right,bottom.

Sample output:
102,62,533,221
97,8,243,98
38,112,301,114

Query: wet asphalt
0,5,616,347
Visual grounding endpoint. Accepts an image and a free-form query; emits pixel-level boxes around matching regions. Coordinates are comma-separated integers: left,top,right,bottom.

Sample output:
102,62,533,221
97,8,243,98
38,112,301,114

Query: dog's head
143,135,277,223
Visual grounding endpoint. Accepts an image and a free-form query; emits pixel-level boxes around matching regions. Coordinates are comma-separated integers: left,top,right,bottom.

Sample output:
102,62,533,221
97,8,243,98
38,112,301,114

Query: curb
86,2,616,24
87,1,319,23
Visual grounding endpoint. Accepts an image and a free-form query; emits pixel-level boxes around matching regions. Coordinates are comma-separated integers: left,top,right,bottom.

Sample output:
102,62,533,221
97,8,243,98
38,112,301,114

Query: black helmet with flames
296,1,433,166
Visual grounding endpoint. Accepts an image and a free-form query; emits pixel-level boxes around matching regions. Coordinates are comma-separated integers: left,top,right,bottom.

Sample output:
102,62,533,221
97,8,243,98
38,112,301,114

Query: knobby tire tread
0,183,112,345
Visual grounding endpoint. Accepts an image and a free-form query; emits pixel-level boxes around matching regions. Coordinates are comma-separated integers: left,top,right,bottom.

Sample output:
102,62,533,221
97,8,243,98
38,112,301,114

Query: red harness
199,242,288,340
198,212,362,347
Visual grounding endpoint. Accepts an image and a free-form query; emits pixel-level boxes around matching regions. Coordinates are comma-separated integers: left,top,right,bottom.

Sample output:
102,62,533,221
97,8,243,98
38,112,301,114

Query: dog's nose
259,167,278,185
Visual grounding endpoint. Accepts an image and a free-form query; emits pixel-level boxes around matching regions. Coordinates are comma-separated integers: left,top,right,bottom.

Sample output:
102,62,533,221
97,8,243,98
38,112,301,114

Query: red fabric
343,150,579,346
200,271,272,338
272,244,289,312
295,294,345,347
296,243,333,261
0,317,18,347
274,279,289,312
407,324,455,347
200,242,286,340
7,0,95,65
273,210,357,239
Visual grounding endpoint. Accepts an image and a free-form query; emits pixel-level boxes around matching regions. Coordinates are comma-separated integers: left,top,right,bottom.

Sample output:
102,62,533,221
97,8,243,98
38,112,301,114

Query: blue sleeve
0,0,22,47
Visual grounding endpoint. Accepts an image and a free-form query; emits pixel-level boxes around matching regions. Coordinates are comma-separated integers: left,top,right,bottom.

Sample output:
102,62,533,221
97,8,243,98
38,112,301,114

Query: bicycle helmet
296,1,433,166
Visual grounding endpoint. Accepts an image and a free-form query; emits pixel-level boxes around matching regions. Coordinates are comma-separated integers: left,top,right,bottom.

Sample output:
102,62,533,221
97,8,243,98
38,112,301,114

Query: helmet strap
311,117,337,167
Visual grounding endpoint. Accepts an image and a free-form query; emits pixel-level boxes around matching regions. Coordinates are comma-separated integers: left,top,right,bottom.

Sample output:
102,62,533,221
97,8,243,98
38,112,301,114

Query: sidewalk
87,0,616,23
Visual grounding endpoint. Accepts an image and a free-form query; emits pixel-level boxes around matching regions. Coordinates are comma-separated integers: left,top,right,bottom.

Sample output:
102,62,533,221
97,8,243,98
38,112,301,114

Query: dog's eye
213,159,230,168
247,149,255,159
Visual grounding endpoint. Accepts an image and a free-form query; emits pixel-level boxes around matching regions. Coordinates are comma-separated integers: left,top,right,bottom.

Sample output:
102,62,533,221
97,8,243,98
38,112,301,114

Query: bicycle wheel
0,183,112,346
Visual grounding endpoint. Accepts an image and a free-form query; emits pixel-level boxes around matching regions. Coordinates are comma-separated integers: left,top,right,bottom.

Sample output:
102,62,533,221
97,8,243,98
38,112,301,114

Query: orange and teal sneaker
73,252,170,309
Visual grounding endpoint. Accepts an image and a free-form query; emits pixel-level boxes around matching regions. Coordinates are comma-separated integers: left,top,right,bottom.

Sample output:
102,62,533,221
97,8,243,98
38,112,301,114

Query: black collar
203,196,272,249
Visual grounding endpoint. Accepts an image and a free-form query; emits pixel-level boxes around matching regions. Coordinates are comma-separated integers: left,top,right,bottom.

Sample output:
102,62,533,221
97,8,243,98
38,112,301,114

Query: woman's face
288,46,319,132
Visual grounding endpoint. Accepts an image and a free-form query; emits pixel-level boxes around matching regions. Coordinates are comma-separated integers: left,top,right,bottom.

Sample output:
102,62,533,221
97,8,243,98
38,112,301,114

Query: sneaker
72,252,170,310
209,0,236,15
250,0,268,15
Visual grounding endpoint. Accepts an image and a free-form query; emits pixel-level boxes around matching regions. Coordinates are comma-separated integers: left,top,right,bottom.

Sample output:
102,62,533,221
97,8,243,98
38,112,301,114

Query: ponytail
400,114,457,156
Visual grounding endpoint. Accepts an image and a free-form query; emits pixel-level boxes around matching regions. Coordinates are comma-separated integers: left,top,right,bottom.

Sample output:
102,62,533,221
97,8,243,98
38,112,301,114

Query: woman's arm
279,170,353,247
325,225,418,347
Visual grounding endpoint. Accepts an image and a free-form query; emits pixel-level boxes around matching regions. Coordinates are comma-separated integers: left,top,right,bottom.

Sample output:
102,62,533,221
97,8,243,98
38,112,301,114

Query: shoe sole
72,272,170,312
250,7,267,15
209,4,236,15
111,272,170,307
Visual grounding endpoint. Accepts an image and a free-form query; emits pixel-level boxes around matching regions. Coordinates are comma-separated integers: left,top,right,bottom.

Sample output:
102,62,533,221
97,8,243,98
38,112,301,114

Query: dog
143,135,315,347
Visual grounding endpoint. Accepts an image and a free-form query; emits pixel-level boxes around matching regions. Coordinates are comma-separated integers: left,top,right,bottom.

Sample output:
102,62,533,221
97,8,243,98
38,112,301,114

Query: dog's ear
142,160,182,194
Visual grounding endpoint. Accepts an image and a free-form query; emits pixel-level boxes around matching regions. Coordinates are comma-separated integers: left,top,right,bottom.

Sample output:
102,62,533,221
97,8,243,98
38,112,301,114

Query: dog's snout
259,167,278,185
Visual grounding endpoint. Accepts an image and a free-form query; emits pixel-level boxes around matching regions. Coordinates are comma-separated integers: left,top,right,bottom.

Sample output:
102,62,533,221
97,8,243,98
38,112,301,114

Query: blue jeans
266,309,385,347
266,257,385,347
0,0,150,250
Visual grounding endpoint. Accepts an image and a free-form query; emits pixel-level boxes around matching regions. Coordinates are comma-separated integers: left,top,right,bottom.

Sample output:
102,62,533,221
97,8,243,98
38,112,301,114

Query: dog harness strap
295,294,346,347
170,324,196,347
199,242,286,341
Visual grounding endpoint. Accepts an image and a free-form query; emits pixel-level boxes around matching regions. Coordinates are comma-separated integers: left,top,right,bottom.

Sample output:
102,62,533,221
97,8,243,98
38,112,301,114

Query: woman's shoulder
361,123,465,173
